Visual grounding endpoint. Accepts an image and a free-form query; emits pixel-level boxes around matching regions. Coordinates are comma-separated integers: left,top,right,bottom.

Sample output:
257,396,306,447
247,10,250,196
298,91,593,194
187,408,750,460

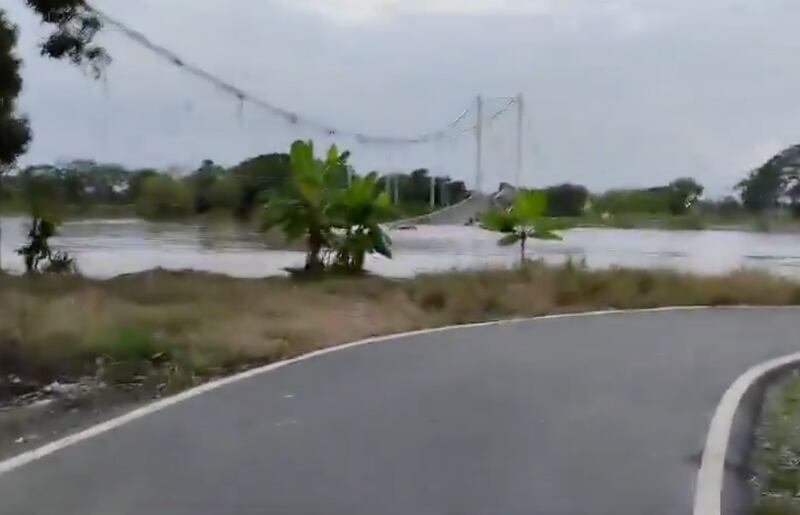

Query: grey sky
7,0,800,194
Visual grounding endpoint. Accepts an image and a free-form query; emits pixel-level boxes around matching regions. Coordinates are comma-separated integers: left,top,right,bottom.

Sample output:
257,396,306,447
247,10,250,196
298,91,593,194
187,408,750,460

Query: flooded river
1,216,800,279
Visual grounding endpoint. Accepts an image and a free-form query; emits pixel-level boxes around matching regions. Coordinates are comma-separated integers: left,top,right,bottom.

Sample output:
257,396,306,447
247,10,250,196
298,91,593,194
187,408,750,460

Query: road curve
1,308,798,515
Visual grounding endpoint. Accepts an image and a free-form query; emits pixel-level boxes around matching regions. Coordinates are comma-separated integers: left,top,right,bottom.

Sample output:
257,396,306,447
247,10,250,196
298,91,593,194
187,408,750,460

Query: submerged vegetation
16,217,75,275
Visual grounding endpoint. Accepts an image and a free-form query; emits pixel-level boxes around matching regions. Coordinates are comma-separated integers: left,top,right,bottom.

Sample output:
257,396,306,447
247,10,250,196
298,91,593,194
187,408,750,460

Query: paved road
1,309,799,515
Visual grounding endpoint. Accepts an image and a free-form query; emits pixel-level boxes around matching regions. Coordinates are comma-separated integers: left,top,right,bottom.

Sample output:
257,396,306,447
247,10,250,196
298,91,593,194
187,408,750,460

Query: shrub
135,175,193,219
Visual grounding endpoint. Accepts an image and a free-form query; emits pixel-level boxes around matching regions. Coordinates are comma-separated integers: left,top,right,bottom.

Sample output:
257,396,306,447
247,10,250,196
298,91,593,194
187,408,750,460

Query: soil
0,378,158,460
0,361,201,461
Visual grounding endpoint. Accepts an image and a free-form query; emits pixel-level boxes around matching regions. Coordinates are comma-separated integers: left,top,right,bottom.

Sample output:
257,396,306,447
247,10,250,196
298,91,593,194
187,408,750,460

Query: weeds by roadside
752,373,800,515
2,262,799,397
1,262,800,455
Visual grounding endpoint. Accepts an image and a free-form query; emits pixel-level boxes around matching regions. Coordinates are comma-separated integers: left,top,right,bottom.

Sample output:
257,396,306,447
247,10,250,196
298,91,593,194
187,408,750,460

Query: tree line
522,144,800,220
0,157,469,221
735,144,800,214
4,154,797,226
514,178,706,219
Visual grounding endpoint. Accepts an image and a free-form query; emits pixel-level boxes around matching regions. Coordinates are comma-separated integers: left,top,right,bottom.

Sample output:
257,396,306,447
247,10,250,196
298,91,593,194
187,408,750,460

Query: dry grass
1,263,799,392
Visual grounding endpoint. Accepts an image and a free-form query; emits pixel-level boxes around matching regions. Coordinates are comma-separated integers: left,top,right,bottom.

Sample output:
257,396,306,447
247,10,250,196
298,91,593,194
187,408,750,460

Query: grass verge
752,372,800,515
2,262,800,395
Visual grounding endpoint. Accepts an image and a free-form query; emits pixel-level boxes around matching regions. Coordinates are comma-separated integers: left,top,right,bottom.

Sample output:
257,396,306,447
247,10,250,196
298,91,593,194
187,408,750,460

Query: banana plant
481,191,566,264
329,172,394,272
261,140,342,271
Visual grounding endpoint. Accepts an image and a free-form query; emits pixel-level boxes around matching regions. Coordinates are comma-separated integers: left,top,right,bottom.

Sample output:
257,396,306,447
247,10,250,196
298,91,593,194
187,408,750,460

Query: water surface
1,217,799,279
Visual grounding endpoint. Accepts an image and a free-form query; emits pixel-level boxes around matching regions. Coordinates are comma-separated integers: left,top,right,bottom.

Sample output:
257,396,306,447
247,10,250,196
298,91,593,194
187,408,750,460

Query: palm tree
262,140,342,271
481,191,566,264
330,173,394,272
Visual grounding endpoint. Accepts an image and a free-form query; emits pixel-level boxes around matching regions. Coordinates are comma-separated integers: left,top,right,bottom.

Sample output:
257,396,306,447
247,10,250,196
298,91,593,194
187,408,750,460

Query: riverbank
0,204,137,220
571,213,800,233
1,264,800,458
751,372,800,515
0,201,437,223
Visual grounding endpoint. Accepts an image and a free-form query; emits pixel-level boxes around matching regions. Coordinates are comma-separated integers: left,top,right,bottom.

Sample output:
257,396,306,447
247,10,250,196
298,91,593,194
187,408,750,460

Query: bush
545,184,589,217
16,217,76,275
43,251,77,275
206,176,239,211
135,175,193,219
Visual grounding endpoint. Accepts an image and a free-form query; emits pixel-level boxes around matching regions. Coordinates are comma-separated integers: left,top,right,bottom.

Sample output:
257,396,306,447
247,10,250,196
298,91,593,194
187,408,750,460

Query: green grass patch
752,372,800,514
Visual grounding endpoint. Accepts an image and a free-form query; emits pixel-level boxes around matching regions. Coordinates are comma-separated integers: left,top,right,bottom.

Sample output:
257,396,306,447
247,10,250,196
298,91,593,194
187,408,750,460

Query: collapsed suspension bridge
86,4,530,204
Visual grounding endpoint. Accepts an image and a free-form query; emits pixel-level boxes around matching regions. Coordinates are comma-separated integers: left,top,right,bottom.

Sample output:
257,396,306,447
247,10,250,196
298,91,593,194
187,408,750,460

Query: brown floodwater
2,216,800,279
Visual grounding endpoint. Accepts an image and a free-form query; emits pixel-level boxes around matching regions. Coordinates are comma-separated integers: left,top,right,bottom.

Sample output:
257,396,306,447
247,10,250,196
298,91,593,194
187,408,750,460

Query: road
0,308,798,515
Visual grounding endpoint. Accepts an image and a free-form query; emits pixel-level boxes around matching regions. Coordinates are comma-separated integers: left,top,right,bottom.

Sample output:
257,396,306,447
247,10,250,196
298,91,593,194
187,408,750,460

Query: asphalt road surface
1,308,799,515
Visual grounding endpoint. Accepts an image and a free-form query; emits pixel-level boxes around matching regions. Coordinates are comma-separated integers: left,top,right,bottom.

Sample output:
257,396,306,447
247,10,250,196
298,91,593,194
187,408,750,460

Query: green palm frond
482,190,572,263
529,229,562,241
512,190,548,220
498,233,522,246
481,209,517,233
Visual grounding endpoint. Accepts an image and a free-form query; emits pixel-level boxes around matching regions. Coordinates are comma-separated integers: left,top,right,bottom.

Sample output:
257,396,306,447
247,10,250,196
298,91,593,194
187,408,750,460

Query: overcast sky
7,0,800,194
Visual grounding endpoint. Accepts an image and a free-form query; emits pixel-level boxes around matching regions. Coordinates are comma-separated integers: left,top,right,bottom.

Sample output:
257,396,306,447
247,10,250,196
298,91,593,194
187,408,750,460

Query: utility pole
430,174,436,208
516,93,524,188
475,94,484,193
0,166,5,272
393,174,400,205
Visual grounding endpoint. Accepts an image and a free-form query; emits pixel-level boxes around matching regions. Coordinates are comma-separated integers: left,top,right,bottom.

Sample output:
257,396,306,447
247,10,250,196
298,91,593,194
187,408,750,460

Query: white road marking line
693,350,800,515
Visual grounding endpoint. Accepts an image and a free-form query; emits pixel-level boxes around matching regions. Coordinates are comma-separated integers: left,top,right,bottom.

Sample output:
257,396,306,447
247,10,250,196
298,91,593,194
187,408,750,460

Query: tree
327,149,353,189
593,188,671,215
698,196,742,218
737,165,786,213
125,168,158,202
261,141,340,272
19,166,66,220
329,173,393,272
189,159,226,213
205,175,238,211
481,191,566,265
787,178,800,216
668,178,704,215
135,175,193,219
230,153,291,217
545,184,589,217
0,12,30,169
404,169,432,204
2,1,107,271
2,2,107,168
0,8,30,268
17,217,56,273
76,161,129,203
16,217,74,274
23,1,109,74
447,180,468,204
